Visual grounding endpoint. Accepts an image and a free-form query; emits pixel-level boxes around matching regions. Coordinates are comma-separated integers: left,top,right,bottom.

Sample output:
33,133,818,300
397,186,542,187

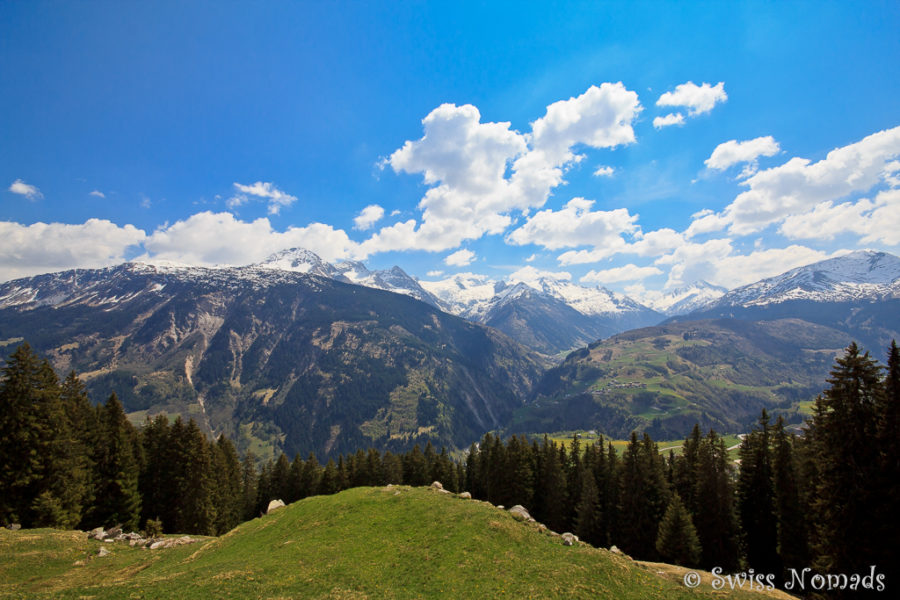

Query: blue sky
2,1,899,301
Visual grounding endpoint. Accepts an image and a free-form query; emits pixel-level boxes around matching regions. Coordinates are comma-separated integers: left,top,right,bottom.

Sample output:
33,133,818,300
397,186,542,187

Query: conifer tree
213,435,243,534
656,493,701,567
381,451,403,485
618,432,669,560
807,343,883,577
271,453,292,501
175,419,217,535
736,410,779,574
574,469,603,546
300,453,322,497
90,393,141,530
771,417,808,576
694,430,740,571
139,414,171,530
876,341,900,585
240,451,259,520
319,459,340,495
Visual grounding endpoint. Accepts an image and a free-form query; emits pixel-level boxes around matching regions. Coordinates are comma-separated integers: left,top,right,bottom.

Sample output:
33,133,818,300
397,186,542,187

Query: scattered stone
106,526,122,538
73,560,85,566
561,532,578,546
609,545,622,554
6,523,21,531
266,499,286,514
97,546,110,557
393,491,401,496
458,492,472,499
149,536,196,550
508,505,535,522
385,484,394,489
88,527,106,540
430,481,444,490
497,505,504,510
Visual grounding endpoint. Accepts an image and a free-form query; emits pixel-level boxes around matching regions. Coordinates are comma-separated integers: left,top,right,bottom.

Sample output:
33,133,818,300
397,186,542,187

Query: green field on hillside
0,486,793,599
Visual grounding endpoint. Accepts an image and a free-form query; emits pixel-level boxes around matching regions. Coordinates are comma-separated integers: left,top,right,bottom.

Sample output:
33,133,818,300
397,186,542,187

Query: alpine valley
1,249,898,458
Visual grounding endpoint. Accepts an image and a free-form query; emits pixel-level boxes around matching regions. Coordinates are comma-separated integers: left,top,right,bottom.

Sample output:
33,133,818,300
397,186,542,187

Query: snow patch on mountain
641,281,727,316
711,250,900,308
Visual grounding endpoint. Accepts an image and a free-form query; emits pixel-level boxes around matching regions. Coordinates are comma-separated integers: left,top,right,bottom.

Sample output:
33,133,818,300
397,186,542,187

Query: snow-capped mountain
254,248,446,310
642,281,727,316
673,250,900,354
709,250,900,308
421,272,663,355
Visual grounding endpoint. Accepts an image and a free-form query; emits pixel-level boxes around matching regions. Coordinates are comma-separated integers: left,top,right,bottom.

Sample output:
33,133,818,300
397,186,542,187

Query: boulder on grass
508,505,535,522
267,499,286,514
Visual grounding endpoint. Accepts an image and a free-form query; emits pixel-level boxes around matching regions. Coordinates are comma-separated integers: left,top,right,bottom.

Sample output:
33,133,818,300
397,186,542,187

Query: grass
0,486,793,599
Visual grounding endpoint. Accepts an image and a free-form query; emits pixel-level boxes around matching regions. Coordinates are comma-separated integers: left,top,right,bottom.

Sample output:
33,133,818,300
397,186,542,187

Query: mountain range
1,248,898,457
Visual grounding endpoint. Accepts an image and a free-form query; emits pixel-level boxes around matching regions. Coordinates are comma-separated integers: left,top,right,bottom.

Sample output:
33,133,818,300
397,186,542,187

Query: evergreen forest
1,340,898,591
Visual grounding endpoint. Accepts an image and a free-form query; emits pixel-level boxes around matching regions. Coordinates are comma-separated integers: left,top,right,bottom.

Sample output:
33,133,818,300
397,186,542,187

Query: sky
2,1,899,303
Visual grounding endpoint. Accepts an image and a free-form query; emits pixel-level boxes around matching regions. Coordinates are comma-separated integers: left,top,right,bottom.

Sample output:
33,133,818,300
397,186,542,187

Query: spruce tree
90,393,141,530
174,419,217,535
618,432,669,560
875,341,900,586
139,414,172,530
736,410,779,574
694,430,740,571
656,493,702,567
574,469,603,546
213,435,243,534
240,451,259,520
771,416,809,576
808,343,883,577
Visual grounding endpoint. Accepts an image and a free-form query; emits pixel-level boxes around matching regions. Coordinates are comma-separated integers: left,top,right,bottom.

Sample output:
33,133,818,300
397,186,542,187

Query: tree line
1,341,897,590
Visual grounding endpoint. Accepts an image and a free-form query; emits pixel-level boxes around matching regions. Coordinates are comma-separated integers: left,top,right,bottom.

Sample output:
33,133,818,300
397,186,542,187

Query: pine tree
574,469,603,546
875,341,900,585
139,414,171,530
319,459,340,495
736,410,780,574
213,435,243,534
771,416,809,576
90,393,141,530
807,343,883,576
240,451,259,520
618,432,669,560
656,493,701,567
174,419,217,535
271,453,292,501
694,430,740,571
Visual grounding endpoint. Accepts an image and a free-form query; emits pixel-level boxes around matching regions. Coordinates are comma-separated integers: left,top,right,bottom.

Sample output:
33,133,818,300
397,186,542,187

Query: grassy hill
511,318,848,439
0,486,794,599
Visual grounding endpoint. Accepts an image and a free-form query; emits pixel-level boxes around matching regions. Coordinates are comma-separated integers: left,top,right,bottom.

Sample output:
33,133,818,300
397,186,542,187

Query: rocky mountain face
257,249,664,355
676,250,900,352
0,262,545,460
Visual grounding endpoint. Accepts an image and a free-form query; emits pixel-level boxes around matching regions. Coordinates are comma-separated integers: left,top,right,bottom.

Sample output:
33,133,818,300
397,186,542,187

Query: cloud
143,211,361,265
593,165,615,177
705,136,780,177
377,83,641,253
655,239,830,289
0,219,146,281
353,204,385,230
653,113,685,129
557,226,685,265
525,253,537,262
779,188,900,245
8,179,43,200
426,270,444,277
581,264,663,284
444,248,475,267
229,181,298,215
698,125,900,236
506,197,638,251
89,190,106,198
656,81,727,116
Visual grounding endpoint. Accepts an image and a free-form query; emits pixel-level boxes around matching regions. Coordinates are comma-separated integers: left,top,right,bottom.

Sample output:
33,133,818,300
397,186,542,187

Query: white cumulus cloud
581,264,663,284
653,113,685,129
705,136,780,178
353,204,385,230
779,188,900,246
506,197,638,251
0,219,146,281
143,211,362,265
8,179,43,200
89,190,106,198
593,165,615,177
375,83,641,254
444,248,475,267
508,265,572,286
656,81,727,116
704,125,900,236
